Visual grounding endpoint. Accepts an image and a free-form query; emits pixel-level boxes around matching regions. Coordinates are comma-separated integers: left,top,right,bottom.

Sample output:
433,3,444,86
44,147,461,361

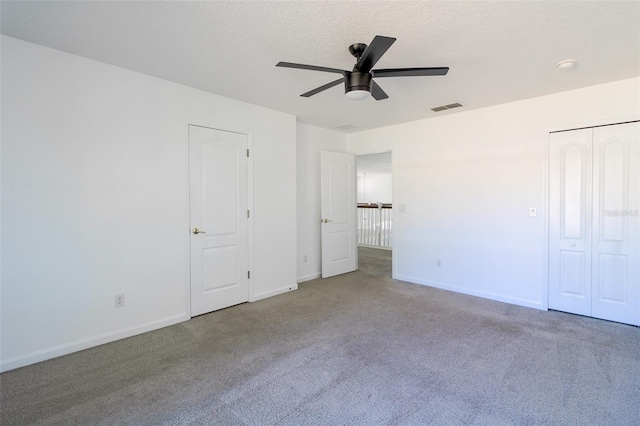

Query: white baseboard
0,313,189,373
250,283,298,302
393,274,545,311
358,244,392,251
297,272,321,283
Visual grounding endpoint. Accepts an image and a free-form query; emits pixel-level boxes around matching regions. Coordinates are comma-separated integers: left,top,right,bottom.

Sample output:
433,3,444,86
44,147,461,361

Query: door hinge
247,149,250,157
247,210,250,218
248,271,251,279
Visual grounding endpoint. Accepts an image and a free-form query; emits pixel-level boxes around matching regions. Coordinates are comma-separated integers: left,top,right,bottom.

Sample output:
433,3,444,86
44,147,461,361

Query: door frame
184,121,254,317
546,117,640,313
354,147,396,278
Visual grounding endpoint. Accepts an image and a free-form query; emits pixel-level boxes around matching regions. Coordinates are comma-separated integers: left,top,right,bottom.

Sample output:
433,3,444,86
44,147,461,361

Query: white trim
391,147,397,278
547,116,640,134
297,272,321,283
184,124,192,319
394,274,545,311
541,133,551,311
0,313,189,373
247,132,255,305
358,244,392,251
251,283,298,302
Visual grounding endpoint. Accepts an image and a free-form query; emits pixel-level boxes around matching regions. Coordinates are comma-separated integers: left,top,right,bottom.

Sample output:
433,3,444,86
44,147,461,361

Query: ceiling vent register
335,123,361,131
431,103,463,112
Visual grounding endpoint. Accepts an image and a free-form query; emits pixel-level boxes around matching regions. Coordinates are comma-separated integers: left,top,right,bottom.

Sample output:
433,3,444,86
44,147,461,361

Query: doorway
356,151,393,276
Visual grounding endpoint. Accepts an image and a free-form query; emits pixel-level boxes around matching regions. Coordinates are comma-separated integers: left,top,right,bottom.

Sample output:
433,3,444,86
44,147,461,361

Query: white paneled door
549,122,639,325
321,151,357,278
189,125,249,317
549,129,593,316
591,124,639,324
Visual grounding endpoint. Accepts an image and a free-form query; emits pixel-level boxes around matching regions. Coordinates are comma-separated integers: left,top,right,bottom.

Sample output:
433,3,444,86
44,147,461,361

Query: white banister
357,202,392,249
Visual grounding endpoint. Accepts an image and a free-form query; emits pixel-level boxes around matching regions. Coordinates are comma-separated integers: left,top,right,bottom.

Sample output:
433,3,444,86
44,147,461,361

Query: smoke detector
556,59,576,70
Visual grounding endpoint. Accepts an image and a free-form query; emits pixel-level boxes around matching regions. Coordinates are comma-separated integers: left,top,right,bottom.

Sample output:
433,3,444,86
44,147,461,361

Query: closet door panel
549,129,592,315
592,122,639,325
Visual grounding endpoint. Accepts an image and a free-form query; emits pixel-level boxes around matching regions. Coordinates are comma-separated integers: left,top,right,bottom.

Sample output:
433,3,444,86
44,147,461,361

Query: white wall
0,36,297,371
356,152,393,204
357,172,392,204
348,77,640,309
296,123,347,282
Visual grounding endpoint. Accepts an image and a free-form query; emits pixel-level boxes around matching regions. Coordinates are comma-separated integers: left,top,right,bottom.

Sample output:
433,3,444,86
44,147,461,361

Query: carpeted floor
358,246,392,276
1,249,639,425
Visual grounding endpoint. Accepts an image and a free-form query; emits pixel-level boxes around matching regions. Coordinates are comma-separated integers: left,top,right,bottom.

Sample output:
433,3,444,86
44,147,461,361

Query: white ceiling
1,1,639,133
357,152,392,175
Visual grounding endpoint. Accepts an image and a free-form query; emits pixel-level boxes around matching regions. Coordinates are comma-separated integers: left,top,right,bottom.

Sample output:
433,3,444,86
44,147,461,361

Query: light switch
529,207,537,217
399,204,407,213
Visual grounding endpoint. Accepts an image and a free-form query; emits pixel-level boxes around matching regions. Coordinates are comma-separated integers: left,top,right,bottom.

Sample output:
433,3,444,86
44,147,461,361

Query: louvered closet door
591,123,639,325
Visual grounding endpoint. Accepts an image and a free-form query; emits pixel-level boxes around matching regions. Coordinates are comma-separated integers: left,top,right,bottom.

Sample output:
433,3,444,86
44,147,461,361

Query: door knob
192,227,206,234
321,219,332,223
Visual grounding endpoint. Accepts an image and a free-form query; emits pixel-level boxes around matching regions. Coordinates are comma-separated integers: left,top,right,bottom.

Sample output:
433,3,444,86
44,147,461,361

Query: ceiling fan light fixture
344,72,372,100
345,89,370,100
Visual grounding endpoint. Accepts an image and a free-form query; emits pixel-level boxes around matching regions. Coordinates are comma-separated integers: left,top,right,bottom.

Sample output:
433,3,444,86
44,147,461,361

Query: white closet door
549,129,593,316
591,122,639,325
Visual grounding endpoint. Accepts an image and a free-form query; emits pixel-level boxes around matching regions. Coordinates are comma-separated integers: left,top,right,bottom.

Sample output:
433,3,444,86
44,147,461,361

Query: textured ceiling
1,1,639,132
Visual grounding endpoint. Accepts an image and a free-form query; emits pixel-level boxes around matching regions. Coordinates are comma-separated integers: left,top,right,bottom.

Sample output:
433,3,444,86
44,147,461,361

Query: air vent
335,123,361,131
431,102,464,112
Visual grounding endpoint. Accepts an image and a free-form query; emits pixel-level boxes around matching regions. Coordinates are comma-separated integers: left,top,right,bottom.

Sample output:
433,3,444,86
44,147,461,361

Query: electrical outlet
114,294,125,308
303,255,308,263
437,259,442,267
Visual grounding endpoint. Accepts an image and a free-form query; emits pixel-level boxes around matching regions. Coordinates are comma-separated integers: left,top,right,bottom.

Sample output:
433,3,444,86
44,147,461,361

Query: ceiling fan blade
373,67,449,77
301,77,345,97
371,81,389,100
276,62,346,74
354,35,396,72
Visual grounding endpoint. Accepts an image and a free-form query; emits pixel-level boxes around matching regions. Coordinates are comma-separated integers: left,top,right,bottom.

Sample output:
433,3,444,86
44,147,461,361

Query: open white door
189,125,249,316
321,151,357,278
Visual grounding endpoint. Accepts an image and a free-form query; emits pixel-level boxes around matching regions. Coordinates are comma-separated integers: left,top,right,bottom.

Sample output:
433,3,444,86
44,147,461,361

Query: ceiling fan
276,35,449,101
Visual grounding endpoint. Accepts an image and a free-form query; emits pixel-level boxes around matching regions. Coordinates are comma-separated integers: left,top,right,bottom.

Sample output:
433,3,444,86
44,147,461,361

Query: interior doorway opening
356,151,393,276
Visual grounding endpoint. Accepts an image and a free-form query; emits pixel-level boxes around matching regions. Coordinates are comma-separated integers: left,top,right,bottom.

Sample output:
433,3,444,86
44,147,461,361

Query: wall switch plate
529,207,537,217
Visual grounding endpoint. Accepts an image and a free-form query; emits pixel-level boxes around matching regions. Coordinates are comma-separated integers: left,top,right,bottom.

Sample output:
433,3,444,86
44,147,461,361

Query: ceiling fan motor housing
345,72,372,95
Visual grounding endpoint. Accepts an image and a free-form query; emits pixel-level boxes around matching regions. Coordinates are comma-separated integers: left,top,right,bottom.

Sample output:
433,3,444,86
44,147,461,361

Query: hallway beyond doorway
358,247,392,276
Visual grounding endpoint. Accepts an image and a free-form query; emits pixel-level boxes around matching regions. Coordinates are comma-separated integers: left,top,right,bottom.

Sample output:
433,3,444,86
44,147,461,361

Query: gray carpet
358,246,392,276
1,250,639,425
